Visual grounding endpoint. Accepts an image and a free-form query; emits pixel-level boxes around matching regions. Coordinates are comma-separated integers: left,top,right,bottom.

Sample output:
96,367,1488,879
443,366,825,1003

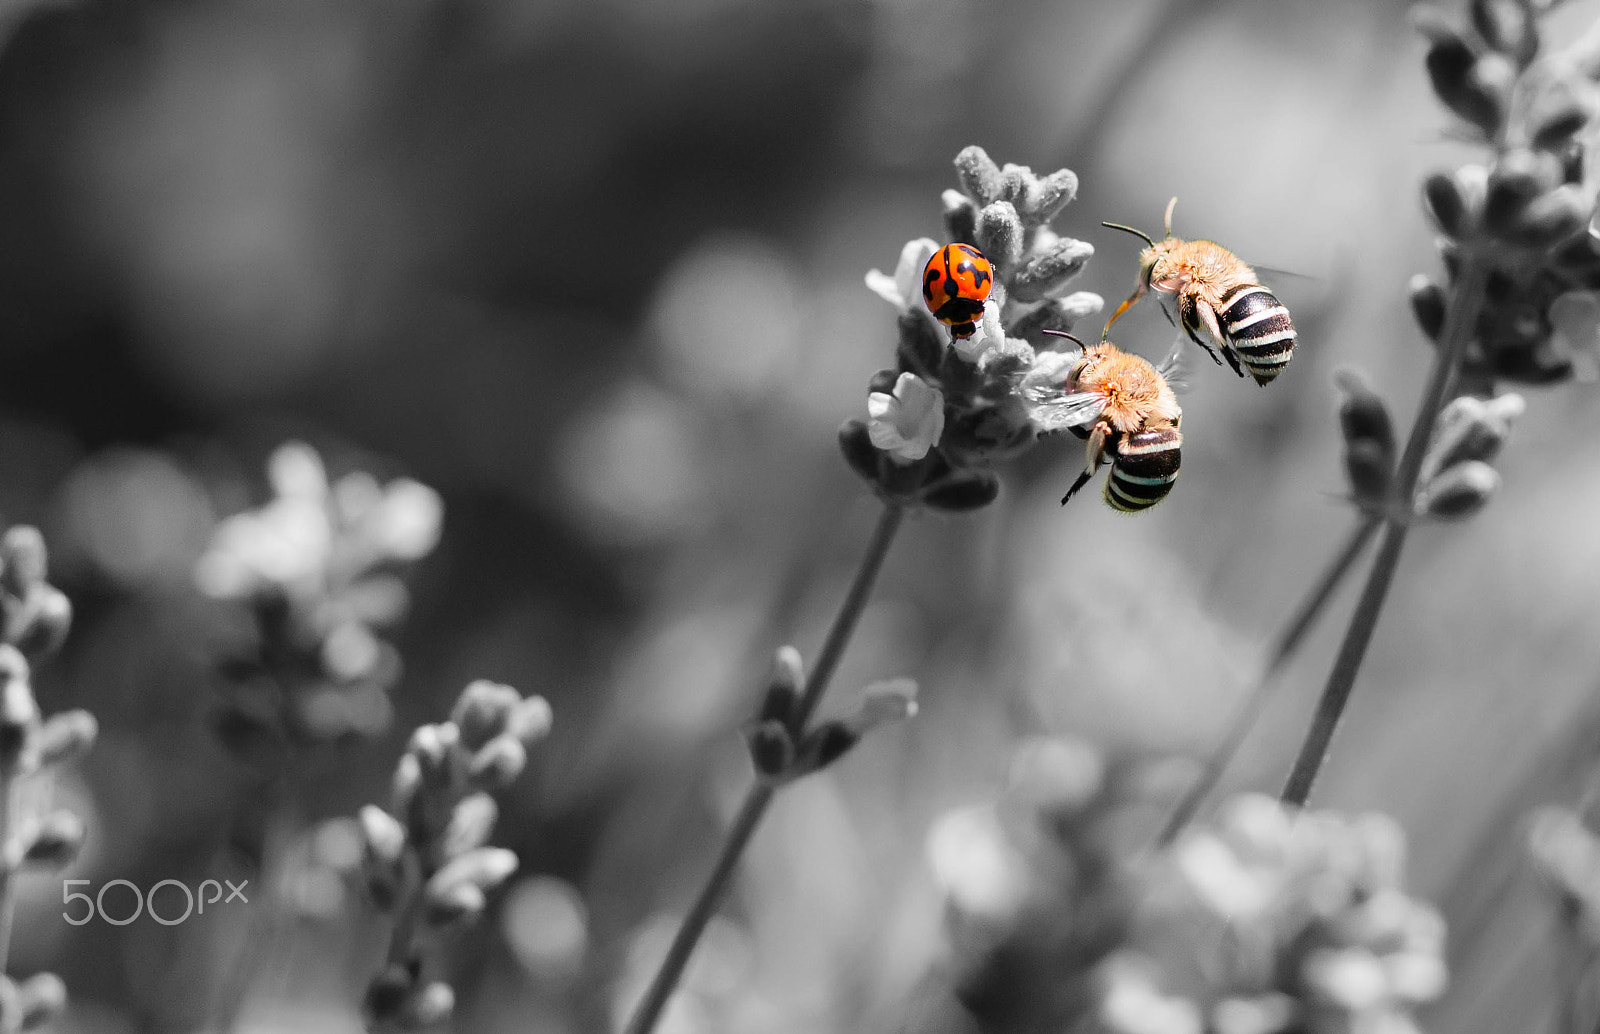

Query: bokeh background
0,0,1595,1030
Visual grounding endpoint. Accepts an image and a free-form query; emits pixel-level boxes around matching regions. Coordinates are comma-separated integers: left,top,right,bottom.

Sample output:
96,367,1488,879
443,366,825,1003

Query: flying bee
1102,198,1297,386
1027,330,1183,512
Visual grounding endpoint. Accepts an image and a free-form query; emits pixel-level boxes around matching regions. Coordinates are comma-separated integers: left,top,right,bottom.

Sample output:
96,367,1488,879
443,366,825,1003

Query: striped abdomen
1105,427,1181,513
1219,285,1296,385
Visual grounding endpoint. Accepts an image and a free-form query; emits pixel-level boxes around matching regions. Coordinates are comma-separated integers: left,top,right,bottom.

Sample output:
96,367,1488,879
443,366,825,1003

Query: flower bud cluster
1095,794,1446,1034
922,745,1447,1034
1334,368,1524,519
1413,0,1600,389
924,737,1155,1032
1527,804,1600,942
0,527,91,1034
196,441,443,747
359,680,551,1031
846,146,1104,511
742,646,917,784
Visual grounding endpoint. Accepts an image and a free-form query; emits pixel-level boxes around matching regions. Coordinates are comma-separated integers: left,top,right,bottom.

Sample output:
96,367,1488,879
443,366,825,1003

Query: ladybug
922,243,995,339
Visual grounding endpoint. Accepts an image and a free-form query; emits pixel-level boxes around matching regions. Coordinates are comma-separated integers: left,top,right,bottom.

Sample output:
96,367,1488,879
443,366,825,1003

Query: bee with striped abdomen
1027,330,1183,512
1102,198,1297,386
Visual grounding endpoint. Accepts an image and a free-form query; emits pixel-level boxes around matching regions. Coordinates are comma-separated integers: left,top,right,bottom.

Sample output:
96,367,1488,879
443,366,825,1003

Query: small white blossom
951,296,1006,363
867,373,945,462
864,237,938,313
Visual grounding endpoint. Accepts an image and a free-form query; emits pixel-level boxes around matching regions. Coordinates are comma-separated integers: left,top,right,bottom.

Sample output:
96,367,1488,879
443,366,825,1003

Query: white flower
951,296,1006,363
867,372,945,462
864,237,939,313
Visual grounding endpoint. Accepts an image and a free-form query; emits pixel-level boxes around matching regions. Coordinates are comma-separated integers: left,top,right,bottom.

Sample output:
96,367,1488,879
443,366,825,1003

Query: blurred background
0,0,1595,1030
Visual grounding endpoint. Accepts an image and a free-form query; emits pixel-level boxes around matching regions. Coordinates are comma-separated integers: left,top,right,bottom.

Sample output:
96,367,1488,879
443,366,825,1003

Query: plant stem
1280,255,1488,807
620,502,905,1034
0,770,18,975
1157,514,1380,845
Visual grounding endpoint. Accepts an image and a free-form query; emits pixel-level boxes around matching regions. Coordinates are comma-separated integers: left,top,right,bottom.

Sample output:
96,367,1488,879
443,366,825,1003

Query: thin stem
620,502,905,1034
1156,514,1380,845
0,769,18,975
1280,255,1489,807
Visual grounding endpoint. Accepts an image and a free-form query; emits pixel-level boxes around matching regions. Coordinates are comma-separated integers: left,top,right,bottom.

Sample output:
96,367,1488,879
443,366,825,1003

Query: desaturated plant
194,441,443,1026
622,146,1138,1034
923,739,1447,1034
197,440,443,750
1275,0,1600,808
0,527,95,1033
358,680,552,1031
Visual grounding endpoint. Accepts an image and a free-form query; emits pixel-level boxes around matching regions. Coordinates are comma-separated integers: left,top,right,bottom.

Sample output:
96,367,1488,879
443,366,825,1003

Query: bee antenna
1041,328,1085,348
1101,221,1156,249
1164,197,1178,238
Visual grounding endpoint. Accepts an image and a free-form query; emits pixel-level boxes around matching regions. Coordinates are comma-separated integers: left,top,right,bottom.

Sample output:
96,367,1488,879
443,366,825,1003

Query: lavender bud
1424,31,1508,135
1423,172,1475,239
1427,393,1525,475
36,710,96,769
1409,275,1448,340
838,420,884,484
1530,98,1592,151
1492,341,1575,383
1345,440,1394,507
406,982,455,1028
793,722,858,775
757,645,803,726
467,735,528,789
22,811,85,868
1470,0,1538,66
1029,168,1079,224
442,793,499,859
896,310,945,379
1484,150,1560,234
450,680,522,751
424,881,486,927
1008,238,1095,302
1418,459,1501,519
745,719,795,779
997,163,1033,209
15,972,65,1032
407,724,455,785
954,146,1002,206
506,695,552,744
942,189,977,245
1334,369,1396,459
0,528,47,597
391,753,422,817
1500,184,1591,247
10,588,71,661
921,470,1001,512
975,201,1024,272
360,805,407,866
365,963,418,1026
425,847,518,920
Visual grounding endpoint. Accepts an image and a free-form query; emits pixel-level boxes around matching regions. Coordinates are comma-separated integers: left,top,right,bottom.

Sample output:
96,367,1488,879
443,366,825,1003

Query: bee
1102,198,1297,386
1028,330,1183,512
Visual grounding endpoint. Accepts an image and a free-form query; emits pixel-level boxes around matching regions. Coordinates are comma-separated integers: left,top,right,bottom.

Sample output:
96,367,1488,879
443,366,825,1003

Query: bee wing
1156,334,1188,394
1025,388,1108,434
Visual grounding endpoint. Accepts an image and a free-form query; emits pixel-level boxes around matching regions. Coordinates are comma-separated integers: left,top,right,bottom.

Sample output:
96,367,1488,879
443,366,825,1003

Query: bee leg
1060,468,1094,506
1177,294,1224,367
1195,302,1246,380
1064,422,1110,505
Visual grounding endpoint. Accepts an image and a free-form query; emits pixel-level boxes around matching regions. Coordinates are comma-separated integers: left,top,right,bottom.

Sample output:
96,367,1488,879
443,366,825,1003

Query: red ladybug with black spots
922,243,994,339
